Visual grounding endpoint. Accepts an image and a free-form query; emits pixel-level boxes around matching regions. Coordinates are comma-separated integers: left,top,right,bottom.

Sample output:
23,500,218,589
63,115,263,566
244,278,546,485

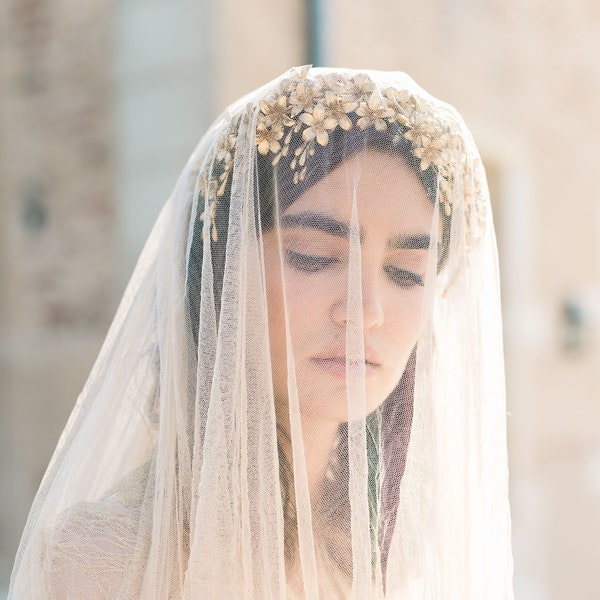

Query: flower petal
316,130,329,146
299,112,314,126
357,117,370,130
368,93,383,110
302,128,316,142
323,117,338,130
338,114,352,130
374,119,387,131
312,104,326,121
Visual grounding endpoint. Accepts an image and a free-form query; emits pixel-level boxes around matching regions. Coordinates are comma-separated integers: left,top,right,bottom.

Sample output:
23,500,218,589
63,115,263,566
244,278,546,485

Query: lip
311,346,382,378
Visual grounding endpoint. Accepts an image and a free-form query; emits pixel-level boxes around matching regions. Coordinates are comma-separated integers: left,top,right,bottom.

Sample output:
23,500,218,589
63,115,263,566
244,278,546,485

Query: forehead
283,150,435,234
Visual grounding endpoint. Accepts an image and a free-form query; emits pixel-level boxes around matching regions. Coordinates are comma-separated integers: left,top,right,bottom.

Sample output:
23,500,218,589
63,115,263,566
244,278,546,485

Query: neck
276,401,340,498
299,415,340,496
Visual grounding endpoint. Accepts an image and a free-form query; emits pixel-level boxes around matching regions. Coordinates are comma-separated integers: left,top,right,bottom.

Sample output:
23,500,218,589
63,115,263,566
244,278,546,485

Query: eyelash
285,250,336,272
383,266,424,288
285,250,424,288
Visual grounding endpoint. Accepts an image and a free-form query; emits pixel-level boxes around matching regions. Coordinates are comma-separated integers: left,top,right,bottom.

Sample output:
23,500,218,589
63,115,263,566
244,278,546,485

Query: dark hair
256,121,439,227
186,117,449,584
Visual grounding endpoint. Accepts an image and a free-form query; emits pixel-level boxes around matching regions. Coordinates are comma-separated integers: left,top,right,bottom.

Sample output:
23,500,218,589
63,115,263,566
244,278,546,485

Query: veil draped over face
9,67,513,599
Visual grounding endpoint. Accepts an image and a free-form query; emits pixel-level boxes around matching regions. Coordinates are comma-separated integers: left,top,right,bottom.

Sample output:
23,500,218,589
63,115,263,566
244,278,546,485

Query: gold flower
318,73,346,95
323,90,356,131
276,65,311,96
198,174,220,241
383,87,411,107
344,73,376,102
294,166,307,184
288,81,319,117
412,135,447,170
259,95,295,130
198,173,218,201
200,201,219,242
356,93,394,131
217,134,237,162
216,135,237,191
402,113,439,143
195,70,487,244
383,87,414,126
256,123,283,155
299,104,338,146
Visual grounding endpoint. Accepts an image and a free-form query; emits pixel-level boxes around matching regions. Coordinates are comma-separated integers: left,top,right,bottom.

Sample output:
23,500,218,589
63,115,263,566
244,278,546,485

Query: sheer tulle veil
9,66,513,599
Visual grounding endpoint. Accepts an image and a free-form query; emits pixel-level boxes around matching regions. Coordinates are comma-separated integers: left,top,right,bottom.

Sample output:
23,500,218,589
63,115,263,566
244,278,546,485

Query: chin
299,388,391,424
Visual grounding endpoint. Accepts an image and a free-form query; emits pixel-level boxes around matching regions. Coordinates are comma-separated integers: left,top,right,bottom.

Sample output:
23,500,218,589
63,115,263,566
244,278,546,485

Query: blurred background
1,0,600,597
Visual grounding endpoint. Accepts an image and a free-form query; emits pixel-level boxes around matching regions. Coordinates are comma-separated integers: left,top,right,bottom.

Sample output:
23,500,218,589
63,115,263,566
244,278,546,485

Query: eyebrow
387,233,431,250
281,211,349,238
280,211,431,250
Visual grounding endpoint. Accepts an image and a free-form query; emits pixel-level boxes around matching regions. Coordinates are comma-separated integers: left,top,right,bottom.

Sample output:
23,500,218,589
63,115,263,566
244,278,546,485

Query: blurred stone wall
0,0,116,586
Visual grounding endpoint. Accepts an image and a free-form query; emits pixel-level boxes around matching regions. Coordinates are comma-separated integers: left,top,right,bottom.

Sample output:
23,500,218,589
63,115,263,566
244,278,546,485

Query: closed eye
384,266,424,288
285,250,337,272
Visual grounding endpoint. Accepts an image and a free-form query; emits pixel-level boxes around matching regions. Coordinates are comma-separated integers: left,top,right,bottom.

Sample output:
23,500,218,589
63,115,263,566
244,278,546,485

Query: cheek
264,260,332,361
386,290,427,354
280,271,337,338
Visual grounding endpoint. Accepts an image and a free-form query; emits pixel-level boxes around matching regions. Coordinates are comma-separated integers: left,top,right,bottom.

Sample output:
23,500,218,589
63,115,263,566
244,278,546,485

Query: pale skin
262,149,435,495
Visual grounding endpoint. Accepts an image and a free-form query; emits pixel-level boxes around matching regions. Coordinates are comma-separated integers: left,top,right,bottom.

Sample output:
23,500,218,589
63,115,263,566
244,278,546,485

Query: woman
9,66,513,598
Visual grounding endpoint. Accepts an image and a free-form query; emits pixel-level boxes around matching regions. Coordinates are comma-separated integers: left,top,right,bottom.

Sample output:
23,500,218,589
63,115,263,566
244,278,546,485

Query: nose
332,271,385,330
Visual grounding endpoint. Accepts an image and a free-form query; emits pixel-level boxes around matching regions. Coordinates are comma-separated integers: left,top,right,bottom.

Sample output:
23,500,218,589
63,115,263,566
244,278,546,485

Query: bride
9,66,513,598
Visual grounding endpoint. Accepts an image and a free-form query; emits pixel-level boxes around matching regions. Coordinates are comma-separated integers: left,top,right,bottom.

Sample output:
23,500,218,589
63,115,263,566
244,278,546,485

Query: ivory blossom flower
288,82,319,117
356,93,395,131
413,135,447,171
200,70,481,241
299,104,338,146
259,96,295,130
256,123,283,155
323,91,356,131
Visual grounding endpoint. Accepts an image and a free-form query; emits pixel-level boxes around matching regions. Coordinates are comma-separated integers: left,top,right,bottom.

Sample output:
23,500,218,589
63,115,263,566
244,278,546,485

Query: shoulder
43,464,151,598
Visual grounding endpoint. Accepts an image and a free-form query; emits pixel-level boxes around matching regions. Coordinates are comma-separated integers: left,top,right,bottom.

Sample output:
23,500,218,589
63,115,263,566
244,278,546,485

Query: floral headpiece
199,66,484,244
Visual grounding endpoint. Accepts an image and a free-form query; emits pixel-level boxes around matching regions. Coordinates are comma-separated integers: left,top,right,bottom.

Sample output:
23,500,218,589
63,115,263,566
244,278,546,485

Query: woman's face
263,149,435,425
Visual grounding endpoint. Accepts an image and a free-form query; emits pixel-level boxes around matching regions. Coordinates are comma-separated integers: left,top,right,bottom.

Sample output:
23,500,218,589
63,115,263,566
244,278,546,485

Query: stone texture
0,0,116,583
